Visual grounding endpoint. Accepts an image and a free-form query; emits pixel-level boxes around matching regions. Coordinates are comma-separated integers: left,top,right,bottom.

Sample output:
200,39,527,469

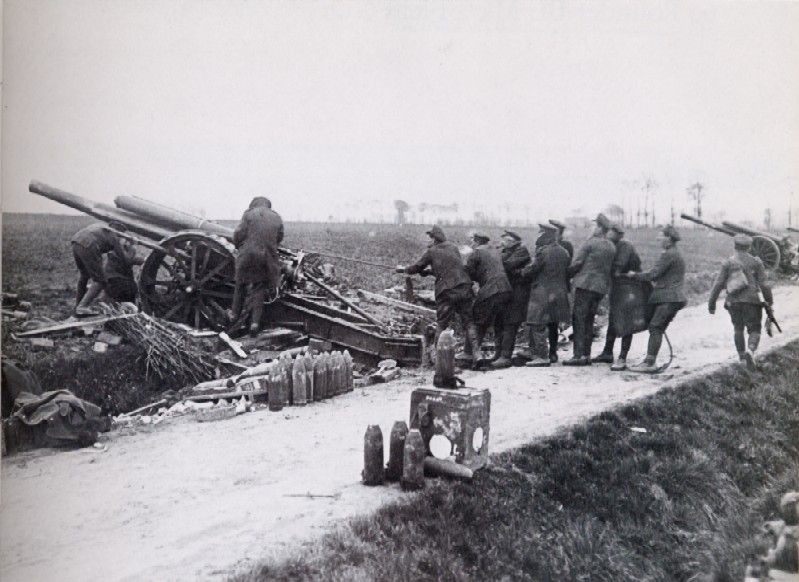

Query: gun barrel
786,227,799,234
680,213,735,235
721,221,779,242
29,181,173,240
114,196,234,240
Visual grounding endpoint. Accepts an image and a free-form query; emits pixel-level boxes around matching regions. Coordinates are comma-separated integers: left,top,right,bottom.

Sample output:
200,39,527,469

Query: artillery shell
401,429,426,491
267,363,284,412
292,355,307,405
343,350,354,392
362,425,385,486
303,354,315,402
385,421,408,482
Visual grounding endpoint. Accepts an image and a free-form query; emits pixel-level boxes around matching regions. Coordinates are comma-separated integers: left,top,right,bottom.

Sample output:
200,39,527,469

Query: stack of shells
249,349,353,412
362,422,425,491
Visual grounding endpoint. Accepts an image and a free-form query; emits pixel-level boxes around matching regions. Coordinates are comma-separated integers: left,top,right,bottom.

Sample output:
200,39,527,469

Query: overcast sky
2,1,798,224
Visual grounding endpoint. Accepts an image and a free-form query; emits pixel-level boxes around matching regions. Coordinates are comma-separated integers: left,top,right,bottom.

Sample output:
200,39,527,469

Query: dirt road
2,286,797,581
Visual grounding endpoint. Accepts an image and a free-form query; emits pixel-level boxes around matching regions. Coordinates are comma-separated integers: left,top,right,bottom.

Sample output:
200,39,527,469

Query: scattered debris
96,331,123,346
92,342,108,353
29,338,55,349
219,331,248,358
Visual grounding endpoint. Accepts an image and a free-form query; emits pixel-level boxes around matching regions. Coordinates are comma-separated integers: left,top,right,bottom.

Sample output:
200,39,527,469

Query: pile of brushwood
239,341,799,582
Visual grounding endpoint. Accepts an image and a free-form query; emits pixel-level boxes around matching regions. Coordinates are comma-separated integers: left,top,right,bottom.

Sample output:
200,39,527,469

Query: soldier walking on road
491,230,532,369
71,222,129,316
625,225,687,373
230,196,284,336
520,223,572,367
564,213,616,366
397,225,480,367
707,234,774,370
465,232,512,368
592,223,641,371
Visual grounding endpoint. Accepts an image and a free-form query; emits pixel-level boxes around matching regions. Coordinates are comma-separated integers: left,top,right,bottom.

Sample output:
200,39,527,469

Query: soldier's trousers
727,303,762,354
528,324,550,360
435,284,479,357
645,301,685,359
572,289,604,358
602,328,633,358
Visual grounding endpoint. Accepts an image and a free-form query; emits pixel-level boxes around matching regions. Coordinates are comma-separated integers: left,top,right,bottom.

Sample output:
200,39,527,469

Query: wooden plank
185,389,267,402
15,313,138,337
218,331,248,358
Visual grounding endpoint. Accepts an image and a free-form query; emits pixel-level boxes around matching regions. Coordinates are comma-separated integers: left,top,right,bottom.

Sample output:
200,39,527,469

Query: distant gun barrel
29,181,173,240
721,221,779,242
114,196,234,240
679,213,736,235
786,227,799,234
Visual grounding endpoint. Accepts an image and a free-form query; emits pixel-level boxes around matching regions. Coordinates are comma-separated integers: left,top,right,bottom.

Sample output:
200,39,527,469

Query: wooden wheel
751,236,781,271
138,232,236,329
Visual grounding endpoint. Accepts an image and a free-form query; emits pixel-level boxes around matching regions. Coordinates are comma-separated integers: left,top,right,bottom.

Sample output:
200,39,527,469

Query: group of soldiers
70,202,776,372
398,214,776,373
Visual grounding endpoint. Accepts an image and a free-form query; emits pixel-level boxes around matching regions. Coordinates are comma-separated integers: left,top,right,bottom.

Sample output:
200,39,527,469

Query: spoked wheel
751,236,781,271
138,231,236,329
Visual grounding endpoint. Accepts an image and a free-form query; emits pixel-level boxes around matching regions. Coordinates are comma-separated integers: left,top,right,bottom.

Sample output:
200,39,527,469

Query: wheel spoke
198,260,232,285
164,302,183,320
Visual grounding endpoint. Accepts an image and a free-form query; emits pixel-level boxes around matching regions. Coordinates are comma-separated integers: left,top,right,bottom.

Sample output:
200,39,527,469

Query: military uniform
71,223,126,306
103,245,139,302
596,233,641,367
521,230,571,365
566,217,616,363
465,239,512,357
402,225,479,358
629,225,686,371
708,237,773,365
493,234,531,363
230,198,285,333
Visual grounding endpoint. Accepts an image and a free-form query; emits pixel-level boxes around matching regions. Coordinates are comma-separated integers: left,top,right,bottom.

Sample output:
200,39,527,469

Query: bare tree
394,200,410,226
687,182,706,220
763,208,773,230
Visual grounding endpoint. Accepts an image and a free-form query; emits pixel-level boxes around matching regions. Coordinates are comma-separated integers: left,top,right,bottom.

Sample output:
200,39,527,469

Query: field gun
681,213,798,275
29,181,424,365
787,227,799,234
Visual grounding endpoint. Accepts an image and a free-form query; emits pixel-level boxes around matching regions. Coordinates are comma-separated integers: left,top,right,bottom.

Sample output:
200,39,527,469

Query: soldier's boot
629,355,658,374
610,357,627,371
548,324,560,362
492,326,516,369
526,326,551,367
592,352,614,364
466,324,483,370
491,331,504,362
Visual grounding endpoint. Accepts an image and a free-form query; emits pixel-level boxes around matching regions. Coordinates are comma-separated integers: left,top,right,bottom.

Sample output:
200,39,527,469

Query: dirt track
1,286,797,581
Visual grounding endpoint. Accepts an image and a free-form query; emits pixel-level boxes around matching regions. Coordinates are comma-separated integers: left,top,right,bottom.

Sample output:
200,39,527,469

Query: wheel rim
139,232,236,329
751,236,781,270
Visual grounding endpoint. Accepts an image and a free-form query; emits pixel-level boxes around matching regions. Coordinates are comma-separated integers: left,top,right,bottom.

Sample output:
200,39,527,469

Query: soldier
592,223,641,370
520,223,571,367
492,230,532,369
396,225,480,366
230,196,284,336
707,234,774,370
71,222,129,316
465,232,512,367
548,219,574,260
624,224,687,373
564,213,616,365
101,238,144,303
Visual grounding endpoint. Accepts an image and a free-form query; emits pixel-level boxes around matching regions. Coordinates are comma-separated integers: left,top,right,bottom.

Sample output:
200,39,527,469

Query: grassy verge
240,342,799,582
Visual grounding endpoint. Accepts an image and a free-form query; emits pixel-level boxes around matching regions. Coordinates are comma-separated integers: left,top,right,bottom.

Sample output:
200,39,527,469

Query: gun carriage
29,181,424,365
680,213,798,276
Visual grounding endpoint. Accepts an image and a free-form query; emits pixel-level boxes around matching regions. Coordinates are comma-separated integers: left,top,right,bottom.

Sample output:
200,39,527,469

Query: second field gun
681,213,798,276
29,181,424,365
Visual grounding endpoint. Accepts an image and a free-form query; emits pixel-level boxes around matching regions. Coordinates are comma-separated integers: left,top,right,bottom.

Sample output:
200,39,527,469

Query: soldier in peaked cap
465,231,512,368
707,234,774,370
491,230,532,368
397,225,480,364
624,224,686,373
563,213,616,366
518,223,571,367
548,219,574,260
592,222,642,370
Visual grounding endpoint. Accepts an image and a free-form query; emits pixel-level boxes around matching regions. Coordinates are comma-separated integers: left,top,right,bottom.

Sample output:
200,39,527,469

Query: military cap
548,219,567,232
471,231,490,243
733,234,753,247
609,223,625,235
662,224,681,242
502,230,522,241
538,223,558,233
425,224,447,242
593,213,611,230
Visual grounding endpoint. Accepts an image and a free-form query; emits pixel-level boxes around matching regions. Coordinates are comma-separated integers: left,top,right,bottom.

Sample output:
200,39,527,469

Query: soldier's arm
754,260,774,305
232,213,249,248
403,249,432,275
636,251,672,282
520,250,544,280
276,218,285,245
612,246,629,277
707,262,729,312
504,249,531,273
464,252,479,280
567,241,590,277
